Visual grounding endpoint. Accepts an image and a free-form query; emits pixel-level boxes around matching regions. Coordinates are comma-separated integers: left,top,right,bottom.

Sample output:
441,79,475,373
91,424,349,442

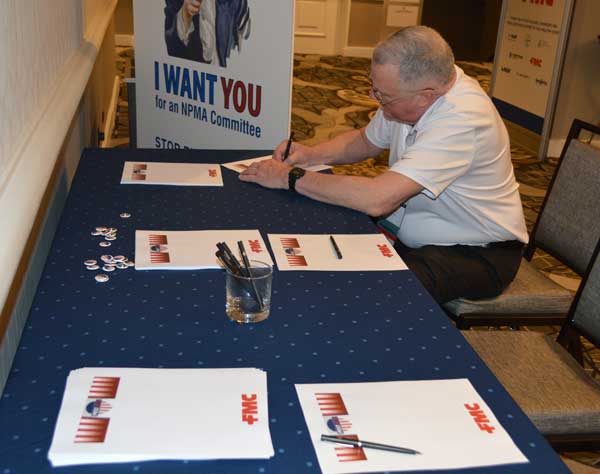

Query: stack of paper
223,155,331,173
49,367,273,466
135,229,273,270
296,379,528,473
268,234,407,271
120,162,223,186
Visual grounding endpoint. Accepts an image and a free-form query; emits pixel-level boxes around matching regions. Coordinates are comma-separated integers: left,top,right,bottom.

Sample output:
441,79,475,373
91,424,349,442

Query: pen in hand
329,236,343,259
282,131,295,162
321,435,421,455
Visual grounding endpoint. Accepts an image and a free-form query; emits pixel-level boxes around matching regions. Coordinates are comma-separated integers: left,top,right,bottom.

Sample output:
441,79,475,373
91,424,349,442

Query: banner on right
490,0,575,159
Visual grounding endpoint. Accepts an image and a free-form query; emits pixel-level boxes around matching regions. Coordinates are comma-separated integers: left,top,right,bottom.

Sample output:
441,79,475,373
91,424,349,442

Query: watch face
291,168,305,178
288,167,306,192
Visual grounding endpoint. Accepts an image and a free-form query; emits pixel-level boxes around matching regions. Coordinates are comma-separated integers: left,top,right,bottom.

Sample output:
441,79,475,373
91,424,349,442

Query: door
294,0,344,55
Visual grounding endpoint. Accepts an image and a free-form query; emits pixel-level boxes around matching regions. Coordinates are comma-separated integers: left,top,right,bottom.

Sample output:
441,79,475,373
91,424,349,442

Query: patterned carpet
113,48,599,466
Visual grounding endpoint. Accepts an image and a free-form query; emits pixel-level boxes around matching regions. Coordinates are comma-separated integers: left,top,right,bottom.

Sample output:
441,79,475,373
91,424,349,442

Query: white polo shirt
365,66,529,248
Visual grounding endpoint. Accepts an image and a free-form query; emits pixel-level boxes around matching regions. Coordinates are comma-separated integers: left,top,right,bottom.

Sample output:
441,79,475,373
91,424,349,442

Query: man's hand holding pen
272,138,317,167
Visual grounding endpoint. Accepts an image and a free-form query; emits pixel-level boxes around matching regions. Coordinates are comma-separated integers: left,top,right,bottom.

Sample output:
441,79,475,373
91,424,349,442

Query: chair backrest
568,238,600,348
530,120,600,275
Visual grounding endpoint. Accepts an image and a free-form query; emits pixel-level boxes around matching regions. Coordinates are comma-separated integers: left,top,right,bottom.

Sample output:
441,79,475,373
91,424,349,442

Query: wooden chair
445,119,600,329
462,237,600,451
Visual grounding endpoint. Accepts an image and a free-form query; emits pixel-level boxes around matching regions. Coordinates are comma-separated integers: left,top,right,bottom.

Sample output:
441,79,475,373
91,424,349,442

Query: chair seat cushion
463,330,600,435
444,258,574,315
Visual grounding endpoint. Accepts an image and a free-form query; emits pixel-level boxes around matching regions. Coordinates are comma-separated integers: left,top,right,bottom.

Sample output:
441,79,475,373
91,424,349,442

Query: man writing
240,26,528,304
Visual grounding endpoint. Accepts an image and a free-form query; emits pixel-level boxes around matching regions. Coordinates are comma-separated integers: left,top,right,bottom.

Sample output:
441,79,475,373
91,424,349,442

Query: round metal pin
86,265,100,271
95,274,110,283
84,260,97,266
100,255,114,263
99,242,111,247
120,212,131,218
102,265,116,272
116,263,129,269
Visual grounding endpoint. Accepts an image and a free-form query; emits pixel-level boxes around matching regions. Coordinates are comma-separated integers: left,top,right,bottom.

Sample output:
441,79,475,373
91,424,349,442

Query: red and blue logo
85,399,112,417
326,415,353,434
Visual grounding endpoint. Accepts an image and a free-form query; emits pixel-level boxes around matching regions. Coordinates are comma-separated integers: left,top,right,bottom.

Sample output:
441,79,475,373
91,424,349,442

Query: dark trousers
393,240,524,305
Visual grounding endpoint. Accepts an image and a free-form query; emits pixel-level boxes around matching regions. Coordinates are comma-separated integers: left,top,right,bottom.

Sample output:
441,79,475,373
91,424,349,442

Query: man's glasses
369,82,433,107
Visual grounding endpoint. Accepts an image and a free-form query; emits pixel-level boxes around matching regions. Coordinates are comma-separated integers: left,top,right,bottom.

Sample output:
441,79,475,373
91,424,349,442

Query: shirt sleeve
390,113,475,199
364,109,392,149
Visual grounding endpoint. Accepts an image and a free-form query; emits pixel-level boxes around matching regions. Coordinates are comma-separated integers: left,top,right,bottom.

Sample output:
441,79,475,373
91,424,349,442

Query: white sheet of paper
120,162,223,186
135,229,273,270
295,379,528,474
222,155,331,173
268,234,407,271
49,367,273,466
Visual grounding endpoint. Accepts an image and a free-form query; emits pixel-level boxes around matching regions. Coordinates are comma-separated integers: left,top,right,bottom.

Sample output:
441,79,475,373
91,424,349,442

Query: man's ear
415,88,438,107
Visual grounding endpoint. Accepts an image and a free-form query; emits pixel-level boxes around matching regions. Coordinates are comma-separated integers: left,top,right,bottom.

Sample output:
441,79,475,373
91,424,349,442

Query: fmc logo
465,403,496,434
530,57,543,67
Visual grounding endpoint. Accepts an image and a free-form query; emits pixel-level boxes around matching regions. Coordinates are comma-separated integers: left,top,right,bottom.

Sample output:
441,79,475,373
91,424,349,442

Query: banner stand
489,0,575,160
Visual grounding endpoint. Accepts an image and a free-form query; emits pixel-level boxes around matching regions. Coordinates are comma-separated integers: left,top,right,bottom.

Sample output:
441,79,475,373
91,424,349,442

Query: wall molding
0,1,117,342
342,45,374,58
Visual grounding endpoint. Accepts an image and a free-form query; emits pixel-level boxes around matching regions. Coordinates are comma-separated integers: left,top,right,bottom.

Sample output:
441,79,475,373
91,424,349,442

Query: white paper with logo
268,234,407,271
120,162,223,186
135,229,272,270
223,155,331,173
49,367,273,466
295,379,528,473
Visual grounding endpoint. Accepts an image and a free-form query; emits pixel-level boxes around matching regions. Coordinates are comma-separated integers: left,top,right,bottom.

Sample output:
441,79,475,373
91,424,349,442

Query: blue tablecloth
0,149,567,473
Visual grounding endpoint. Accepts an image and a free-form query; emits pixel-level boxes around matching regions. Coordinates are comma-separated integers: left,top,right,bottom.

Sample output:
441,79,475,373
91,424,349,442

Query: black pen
282,131,295,162
321,435,421,455
329,235,343,259
217,242,244,276
237,241,264,310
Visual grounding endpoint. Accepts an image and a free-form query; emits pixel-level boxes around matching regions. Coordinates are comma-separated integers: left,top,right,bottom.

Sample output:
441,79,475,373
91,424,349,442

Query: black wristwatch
288,167,306,192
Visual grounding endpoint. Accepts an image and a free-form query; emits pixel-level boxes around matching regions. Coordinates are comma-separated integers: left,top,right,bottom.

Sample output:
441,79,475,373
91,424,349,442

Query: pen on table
320,435,421,455
282,131,295,162
329,235,343,259
237,240,264,310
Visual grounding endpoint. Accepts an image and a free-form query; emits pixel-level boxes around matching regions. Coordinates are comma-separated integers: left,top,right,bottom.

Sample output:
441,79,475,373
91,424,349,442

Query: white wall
0,0,117,392
0,1,82,185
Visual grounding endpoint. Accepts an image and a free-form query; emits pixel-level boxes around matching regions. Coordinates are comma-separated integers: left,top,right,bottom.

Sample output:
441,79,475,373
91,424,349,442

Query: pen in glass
329,235,343,259
282,131,295,162
237,240,264,310
321,435,421,455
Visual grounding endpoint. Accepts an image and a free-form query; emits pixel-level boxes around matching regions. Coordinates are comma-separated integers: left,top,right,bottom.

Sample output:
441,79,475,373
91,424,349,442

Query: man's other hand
239,159,292,190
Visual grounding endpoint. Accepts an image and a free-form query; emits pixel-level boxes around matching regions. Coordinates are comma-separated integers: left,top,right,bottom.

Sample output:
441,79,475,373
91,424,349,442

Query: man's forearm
293,170,422,217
